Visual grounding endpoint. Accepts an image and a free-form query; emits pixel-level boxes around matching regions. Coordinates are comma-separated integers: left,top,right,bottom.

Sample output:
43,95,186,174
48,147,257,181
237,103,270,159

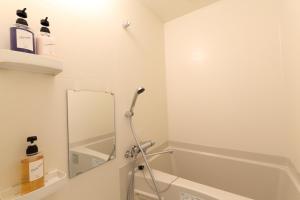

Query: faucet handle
124,145,140,158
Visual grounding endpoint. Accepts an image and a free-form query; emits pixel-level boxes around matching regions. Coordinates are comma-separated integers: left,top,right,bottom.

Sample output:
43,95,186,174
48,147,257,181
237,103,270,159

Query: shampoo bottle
36,17,56,56
21,136,44,195
10,8,36,54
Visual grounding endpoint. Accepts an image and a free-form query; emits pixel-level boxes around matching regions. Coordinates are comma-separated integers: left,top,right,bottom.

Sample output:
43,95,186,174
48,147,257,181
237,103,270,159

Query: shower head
125,87,145,118
137,87,145,94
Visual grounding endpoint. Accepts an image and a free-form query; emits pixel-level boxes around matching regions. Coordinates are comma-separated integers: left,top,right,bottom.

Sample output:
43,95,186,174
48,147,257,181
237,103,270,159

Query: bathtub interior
85,137,115,155
134,167,253,200
134,187,219,200
149,148,300,200
69,137,115,177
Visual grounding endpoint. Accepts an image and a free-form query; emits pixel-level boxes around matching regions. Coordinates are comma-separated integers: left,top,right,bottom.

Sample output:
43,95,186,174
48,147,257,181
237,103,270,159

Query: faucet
124,140,174,158
145,150,175,157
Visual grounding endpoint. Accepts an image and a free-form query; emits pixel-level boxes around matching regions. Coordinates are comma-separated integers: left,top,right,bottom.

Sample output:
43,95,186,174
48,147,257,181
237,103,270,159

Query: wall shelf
0,169,67,200
0,49,63,75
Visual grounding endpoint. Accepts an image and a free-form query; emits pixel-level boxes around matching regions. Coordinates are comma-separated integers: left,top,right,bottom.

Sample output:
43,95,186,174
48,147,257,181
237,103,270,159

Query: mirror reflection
67,90,115,178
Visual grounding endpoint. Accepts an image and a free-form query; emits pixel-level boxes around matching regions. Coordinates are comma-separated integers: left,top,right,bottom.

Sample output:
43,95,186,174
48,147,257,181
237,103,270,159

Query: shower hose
126,118,178,200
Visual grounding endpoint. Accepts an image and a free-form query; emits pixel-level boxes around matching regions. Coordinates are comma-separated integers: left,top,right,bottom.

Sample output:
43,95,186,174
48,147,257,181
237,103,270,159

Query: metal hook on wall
122,20,131,29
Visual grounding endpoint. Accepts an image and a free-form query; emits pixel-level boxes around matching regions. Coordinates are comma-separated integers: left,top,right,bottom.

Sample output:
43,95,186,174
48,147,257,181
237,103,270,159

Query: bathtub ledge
174,178,254,200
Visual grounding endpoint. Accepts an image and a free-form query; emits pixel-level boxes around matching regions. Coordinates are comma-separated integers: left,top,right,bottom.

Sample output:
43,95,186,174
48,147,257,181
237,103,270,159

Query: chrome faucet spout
146,150,174,157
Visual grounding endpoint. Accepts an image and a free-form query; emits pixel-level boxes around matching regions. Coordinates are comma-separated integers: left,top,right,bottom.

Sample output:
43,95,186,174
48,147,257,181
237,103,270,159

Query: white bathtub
69,136,115,177
134,142,300,200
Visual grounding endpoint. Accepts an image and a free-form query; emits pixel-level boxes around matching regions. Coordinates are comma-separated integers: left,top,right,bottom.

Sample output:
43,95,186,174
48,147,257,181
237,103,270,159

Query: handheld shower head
125,87,145,118
137,87,145,94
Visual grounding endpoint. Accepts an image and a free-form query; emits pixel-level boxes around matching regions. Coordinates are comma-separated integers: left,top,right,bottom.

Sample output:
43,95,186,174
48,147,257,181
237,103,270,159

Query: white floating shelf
0,169,67,200
0,49,63,75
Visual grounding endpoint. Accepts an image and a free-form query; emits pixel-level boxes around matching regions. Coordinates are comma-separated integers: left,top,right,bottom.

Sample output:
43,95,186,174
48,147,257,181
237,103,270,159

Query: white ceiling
140,0,220,22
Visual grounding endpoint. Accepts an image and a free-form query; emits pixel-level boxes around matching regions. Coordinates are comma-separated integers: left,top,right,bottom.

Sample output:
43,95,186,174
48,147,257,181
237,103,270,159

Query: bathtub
133,142,300,200
69,136,115,177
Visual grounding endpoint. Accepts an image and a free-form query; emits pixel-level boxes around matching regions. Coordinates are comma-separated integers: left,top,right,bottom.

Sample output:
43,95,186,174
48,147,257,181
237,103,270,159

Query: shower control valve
124,140,155,159
124,145,140,158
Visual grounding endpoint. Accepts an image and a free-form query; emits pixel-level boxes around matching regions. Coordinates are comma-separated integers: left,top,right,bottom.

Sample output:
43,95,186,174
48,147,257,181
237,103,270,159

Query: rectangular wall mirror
67,90,116,178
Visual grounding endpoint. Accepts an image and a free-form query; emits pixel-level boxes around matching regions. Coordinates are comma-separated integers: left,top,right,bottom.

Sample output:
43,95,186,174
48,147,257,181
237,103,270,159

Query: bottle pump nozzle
17,8,27,18
41,17,49,27
15,8,28,26
26,136,39,156
40,17,50,33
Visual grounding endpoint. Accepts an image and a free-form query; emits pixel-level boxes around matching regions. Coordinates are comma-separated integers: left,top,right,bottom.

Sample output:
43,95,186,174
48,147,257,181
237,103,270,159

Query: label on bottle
37,35,56,56
16,29,34,51
29,159,44,182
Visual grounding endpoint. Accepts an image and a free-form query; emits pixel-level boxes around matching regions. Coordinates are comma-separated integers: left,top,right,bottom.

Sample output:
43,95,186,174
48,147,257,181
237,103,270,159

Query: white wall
165,0,289,157
0,0,168,199
281,0,300,170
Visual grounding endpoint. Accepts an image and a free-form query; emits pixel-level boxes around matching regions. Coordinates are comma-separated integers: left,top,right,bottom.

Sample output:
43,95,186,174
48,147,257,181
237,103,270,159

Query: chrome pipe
146,150,174,157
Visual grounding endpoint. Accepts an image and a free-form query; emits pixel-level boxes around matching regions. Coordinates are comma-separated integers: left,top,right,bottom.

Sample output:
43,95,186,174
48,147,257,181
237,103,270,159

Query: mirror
67,90,115,178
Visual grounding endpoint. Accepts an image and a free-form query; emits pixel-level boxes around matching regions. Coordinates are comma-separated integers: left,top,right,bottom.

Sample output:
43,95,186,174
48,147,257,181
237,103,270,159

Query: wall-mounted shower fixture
125,87,145,117
125,87,175,200
123,21,131,29
125,140,162,159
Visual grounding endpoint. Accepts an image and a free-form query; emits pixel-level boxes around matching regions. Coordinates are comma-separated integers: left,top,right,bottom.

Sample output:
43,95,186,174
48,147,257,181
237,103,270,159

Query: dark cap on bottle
26,136,39,156
16,8,28,26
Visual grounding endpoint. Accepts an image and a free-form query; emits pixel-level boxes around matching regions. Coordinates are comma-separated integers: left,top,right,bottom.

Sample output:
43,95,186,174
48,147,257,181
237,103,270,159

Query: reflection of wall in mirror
68,91,114,144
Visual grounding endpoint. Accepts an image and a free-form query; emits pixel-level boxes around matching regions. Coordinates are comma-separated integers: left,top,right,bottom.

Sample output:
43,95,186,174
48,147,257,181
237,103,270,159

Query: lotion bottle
36,17,56,56
10,8,36,54
21,136,44,195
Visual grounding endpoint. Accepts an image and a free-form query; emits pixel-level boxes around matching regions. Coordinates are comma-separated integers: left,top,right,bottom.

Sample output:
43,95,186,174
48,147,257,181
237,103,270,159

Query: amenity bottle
10,8,36,54
21,136,44,195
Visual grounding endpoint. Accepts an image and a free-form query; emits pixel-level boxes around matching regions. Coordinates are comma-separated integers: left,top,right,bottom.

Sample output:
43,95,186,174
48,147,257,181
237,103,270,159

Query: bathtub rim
168,147,300,192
